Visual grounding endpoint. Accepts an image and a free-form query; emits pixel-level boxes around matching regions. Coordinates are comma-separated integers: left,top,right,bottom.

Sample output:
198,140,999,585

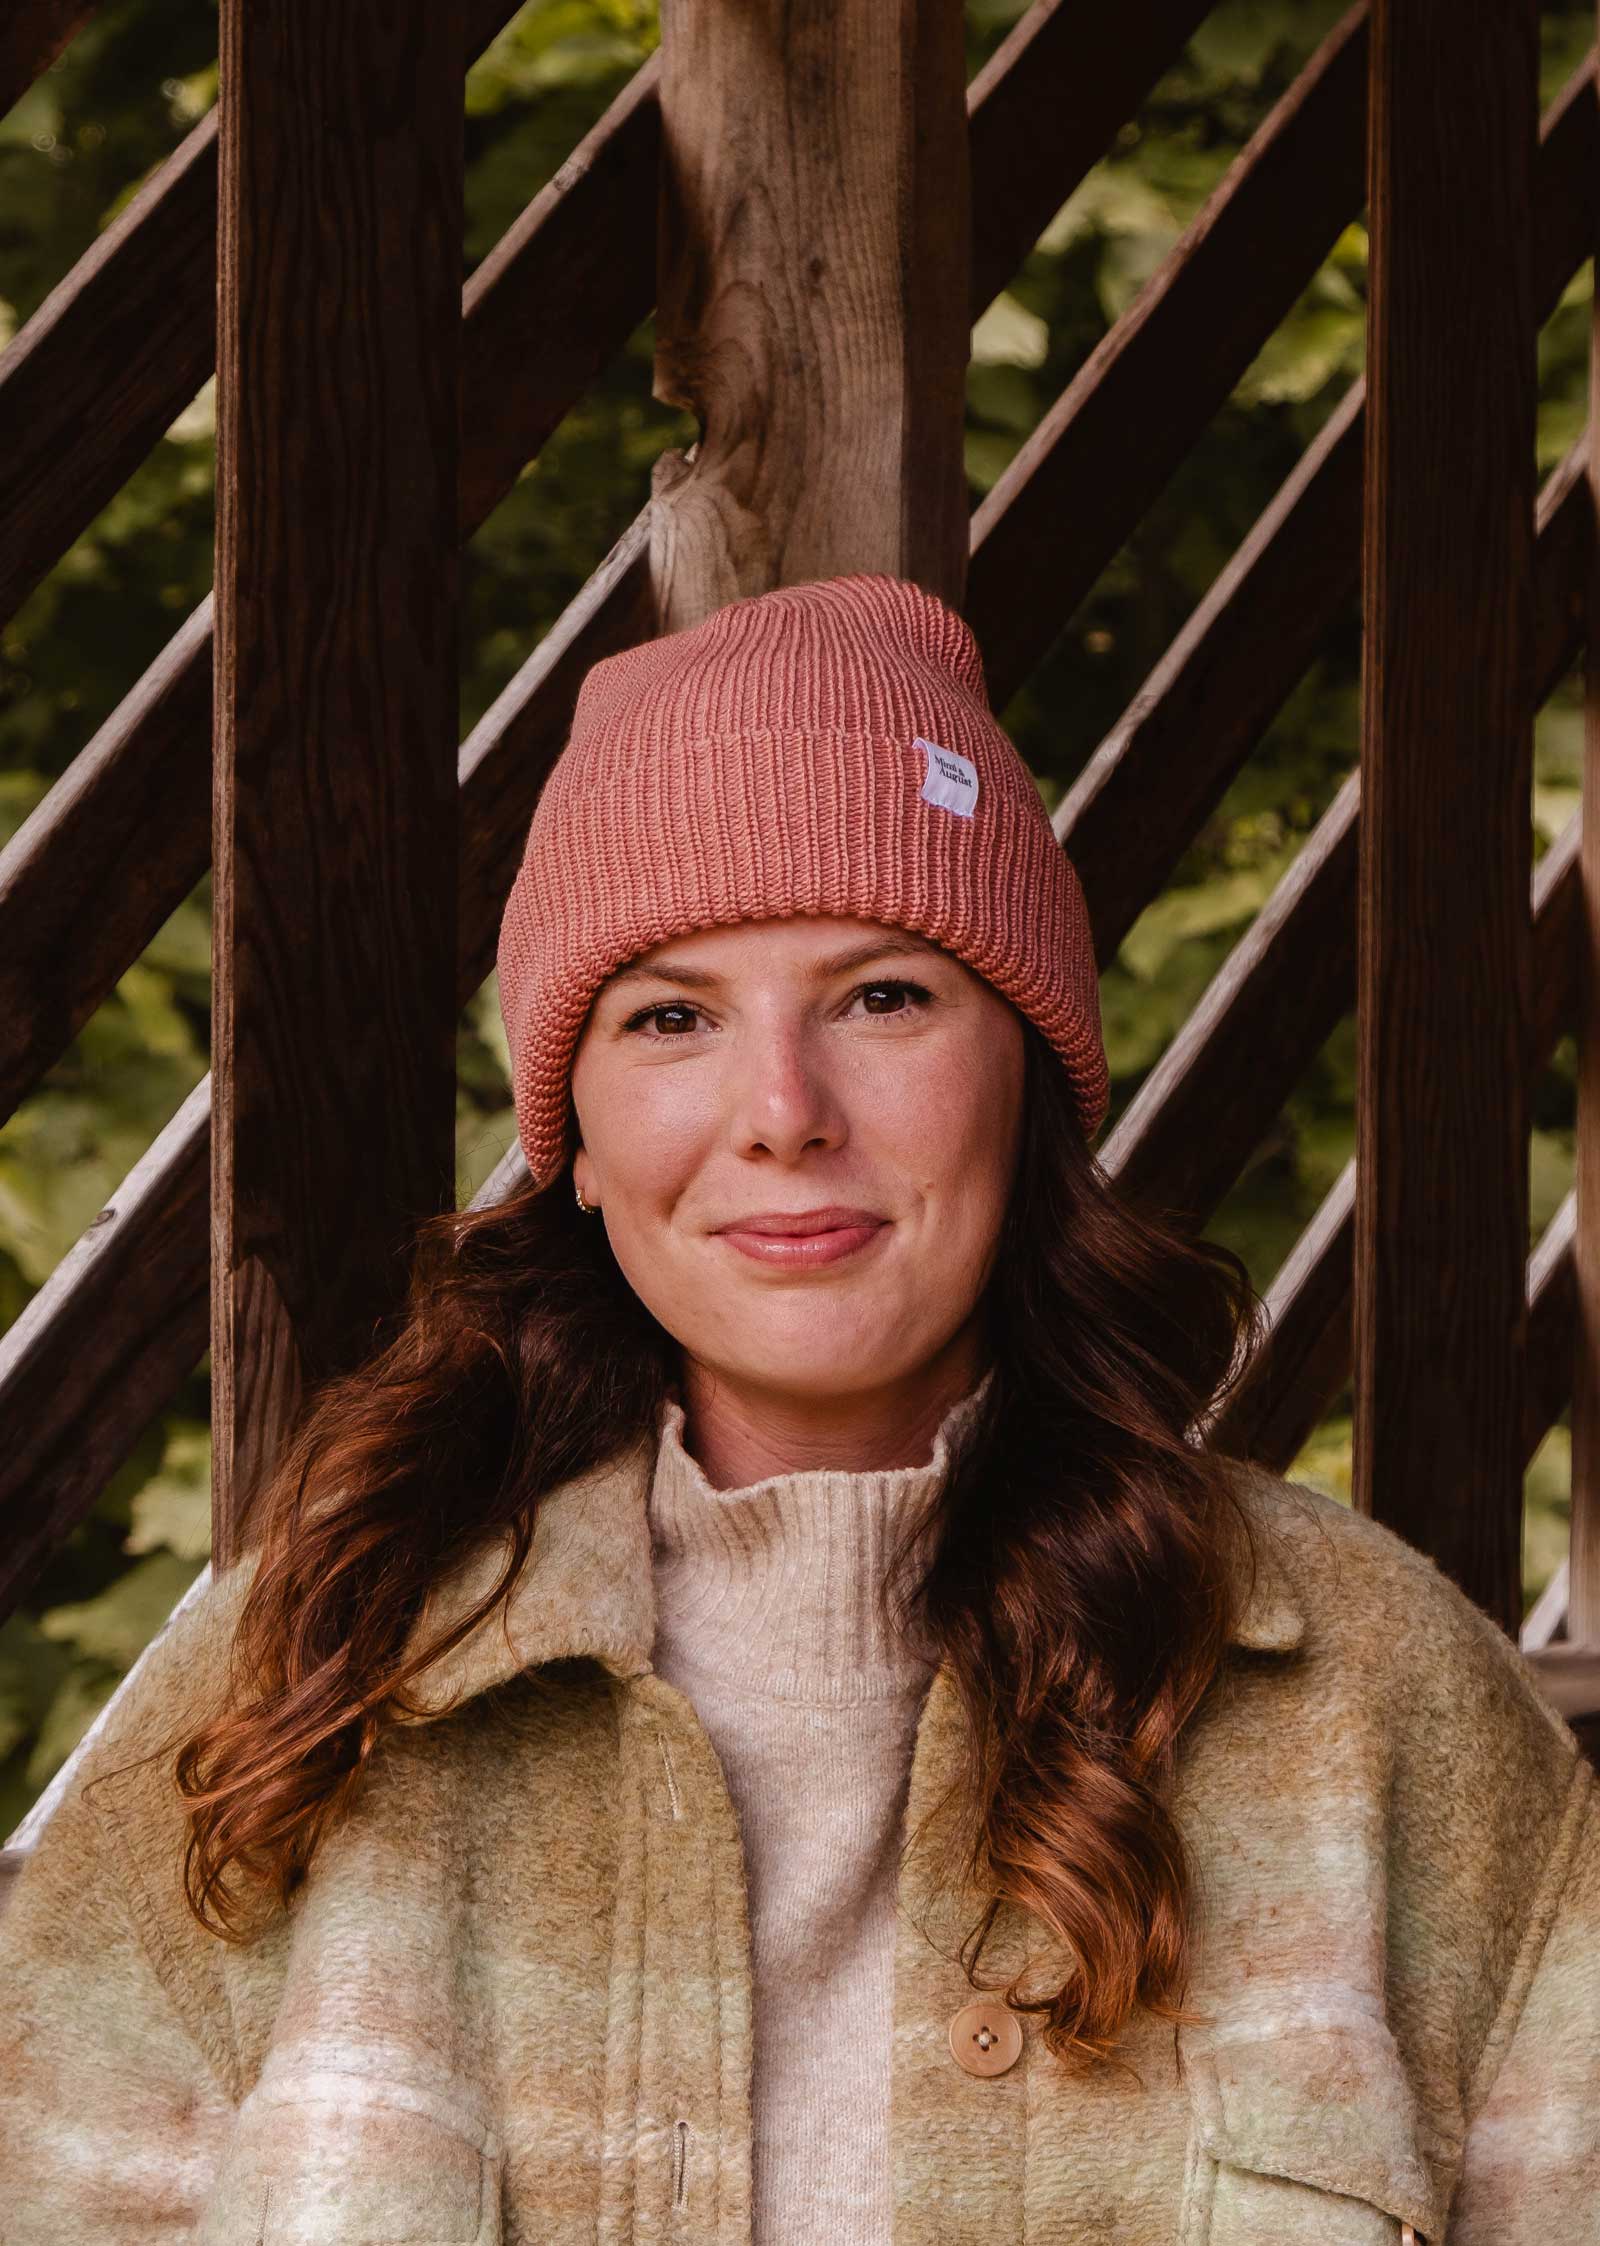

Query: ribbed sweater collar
647,1368,994,1705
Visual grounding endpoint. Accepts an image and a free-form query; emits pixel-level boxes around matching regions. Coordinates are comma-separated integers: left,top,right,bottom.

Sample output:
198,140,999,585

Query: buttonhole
657,1732,683,1820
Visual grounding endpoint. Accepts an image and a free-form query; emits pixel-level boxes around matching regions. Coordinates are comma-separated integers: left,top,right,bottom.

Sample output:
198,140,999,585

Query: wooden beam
965,0,1216,317
649,0,971,623
1105,443,1587,1235
0,0,1226,1127
1357,0,1539,1633
5,30,1590,1615
1574,9,1600,1639
1210,807,1584,1474
0,0,96,122
0,0,521,636
969,2,1369,710
1053,46,1596,959
0,523,650,1622
1523,1642,1600,1761
211,0,463,1561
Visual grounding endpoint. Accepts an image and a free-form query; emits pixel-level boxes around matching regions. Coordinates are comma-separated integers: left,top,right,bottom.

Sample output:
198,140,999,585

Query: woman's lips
715,1220,888,1269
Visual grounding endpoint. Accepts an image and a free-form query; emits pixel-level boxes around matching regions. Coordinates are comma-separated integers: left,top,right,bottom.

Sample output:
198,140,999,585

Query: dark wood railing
1,0,1593,1898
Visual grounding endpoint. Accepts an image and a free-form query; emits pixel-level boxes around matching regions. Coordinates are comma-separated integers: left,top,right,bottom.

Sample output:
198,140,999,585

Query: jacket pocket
196,2061,503,2245
1183,2018,1448,2245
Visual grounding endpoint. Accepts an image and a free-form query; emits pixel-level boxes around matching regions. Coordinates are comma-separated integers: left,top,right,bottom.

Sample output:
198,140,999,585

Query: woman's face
568,914,1026,1404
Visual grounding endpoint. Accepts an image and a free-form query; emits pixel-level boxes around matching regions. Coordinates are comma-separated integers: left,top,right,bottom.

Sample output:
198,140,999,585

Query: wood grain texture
0,1083,208,1623
966,0,1216,317
6,16,1589,1633
1356,0,1539,1632
969,2,1368,710
211,0,463,1561
1047,55,1594,966
1573,158,1600,1641
0,0,96,124
0,52,653,1132
1211,806,1584,1478
0,0,1312,1128
649,0,971,626
0,0,519,638
0,527,651,1624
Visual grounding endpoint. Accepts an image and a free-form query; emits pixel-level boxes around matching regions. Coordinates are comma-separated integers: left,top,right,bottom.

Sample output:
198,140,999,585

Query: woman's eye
623,1002,701,1037
619,979,933,1039
852,979,932,1016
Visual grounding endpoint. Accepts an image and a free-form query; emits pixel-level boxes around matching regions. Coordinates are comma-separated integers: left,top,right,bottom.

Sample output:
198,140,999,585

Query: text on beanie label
916,737,979,819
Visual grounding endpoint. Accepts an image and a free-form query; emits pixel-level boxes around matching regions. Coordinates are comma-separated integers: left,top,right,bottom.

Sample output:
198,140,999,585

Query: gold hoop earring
574,1181,599,1216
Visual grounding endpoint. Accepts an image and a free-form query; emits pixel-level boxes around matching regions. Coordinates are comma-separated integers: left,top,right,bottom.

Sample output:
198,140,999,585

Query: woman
1,573,1594,2245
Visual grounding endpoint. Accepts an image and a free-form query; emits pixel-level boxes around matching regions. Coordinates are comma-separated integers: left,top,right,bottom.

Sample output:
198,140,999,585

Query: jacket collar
395,1435,1305,1720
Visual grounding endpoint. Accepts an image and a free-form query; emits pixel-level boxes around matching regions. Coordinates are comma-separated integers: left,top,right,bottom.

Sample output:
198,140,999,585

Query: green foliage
1,0,1587,1824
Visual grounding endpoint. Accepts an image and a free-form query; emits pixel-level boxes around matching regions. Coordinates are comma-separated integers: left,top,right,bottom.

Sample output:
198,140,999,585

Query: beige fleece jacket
0,1440,1596,2244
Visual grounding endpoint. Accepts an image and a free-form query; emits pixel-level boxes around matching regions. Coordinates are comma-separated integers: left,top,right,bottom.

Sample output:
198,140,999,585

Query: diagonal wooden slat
1102,440,1586,1258
1526,1191,1579,1471
0,521,652,1625
0,1078,210,1616
0,601,214,1123
1053,59,1596,963
458,54,660,541
967,2,1369,711
4,28,1593,1622
1522,1550,1571,1652
1064,384,1364,966
1105,766,1359,1231
965,0,1218,317
0,0,96,121
0,61,652,1127
0,0,1231,1127
0,0,523,635
1210,809,1584,1468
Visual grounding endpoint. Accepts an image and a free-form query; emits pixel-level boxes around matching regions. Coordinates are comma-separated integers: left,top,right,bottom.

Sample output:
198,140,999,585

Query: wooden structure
2,0,1597,1906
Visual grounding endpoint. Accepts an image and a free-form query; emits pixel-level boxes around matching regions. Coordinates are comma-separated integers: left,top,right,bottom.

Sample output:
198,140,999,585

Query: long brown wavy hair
174,1019,1267,2073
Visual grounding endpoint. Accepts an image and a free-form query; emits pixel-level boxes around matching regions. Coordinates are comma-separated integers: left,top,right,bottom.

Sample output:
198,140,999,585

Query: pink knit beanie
496,572,1108,1187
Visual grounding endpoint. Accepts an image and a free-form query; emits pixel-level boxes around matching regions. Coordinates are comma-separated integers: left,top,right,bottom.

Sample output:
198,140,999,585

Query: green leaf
38,1550,204,1669
1118,861,1291,983
125,1422,213,1562
970,292,1049,370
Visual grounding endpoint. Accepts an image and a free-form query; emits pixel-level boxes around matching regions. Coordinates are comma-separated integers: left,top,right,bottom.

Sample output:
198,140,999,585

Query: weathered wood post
1356,0,1539,1631
211,1,464,1562
649,0,971,627
1573,4,1600,1648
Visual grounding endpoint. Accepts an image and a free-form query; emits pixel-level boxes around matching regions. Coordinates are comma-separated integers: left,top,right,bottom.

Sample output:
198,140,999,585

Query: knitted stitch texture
495,573,1108,1186
647,1371,993,2246
4,1440,1598,2242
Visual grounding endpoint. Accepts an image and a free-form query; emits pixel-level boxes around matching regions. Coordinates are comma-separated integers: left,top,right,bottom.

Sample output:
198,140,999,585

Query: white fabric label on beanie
916,737,979,818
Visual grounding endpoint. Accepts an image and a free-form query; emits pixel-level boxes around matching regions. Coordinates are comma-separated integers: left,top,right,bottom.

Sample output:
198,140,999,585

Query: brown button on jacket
1,1443,1596,2244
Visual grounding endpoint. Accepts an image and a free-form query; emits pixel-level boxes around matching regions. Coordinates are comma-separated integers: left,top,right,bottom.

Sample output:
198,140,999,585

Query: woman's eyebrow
605,936,939,993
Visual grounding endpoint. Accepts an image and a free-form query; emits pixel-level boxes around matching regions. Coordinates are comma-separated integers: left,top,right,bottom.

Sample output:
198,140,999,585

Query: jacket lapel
395,1443,1306,1722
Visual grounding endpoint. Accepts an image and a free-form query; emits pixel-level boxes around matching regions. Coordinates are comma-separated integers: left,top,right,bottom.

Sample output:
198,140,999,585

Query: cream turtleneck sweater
645,1370,993,2246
